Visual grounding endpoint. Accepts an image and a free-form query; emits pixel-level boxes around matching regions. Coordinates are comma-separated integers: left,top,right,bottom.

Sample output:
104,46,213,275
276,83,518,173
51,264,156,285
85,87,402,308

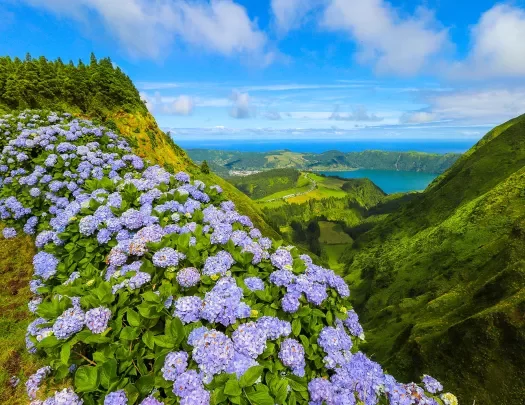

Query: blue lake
318,170,438,194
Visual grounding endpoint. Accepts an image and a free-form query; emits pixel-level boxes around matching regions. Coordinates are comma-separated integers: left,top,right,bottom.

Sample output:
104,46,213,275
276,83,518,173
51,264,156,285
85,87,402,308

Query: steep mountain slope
344,114,525,404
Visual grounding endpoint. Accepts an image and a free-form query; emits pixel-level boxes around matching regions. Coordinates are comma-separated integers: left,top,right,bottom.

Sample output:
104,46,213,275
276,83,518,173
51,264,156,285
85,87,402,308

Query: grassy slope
0,110,279,402
344,114,525,404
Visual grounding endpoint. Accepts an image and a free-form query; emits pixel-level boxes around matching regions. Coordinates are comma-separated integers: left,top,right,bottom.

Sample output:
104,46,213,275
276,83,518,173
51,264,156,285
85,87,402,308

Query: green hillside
228,168,301,199
187,148,461,175
343,114,525,404
245,170,386,269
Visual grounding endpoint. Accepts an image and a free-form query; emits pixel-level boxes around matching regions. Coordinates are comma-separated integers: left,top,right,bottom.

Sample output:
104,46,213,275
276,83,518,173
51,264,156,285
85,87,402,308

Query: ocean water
177,138,475,154
318,170,438,194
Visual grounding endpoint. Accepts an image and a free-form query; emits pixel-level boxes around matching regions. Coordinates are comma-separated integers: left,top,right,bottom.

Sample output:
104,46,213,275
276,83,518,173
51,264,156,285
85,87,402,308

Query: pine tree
201,160,211,174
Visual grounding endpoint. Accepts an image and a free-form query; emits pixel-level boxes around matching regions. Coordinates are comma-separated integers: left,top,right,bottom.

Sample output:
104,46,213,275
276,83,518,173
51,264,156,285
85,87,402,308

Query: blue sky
2,0,525,140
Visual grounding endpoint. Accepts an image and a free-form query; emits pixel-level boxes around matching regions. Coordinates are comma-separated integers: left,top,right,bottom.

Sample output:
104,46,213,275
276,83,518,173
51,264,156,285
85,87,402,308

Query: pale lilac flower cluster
244,276,264,291
176,267,201,287
278,338,306,376
162,351,188,381
85,307,111,334
104,390,127,405
53,306,85,340
25,366,51,399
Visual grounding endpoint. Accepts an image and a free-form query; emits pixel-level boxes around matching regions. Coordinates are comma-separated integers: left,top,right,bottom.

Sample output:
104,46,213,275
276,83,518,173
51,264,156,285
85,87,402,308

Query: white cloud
320,0,449,75
263,111,282,120
449,4,525,78
239,83,364,92
270,0,320,33
399,111,438,124
229,91,253,118
163,95,194,115
330,105,383,121
21,0,269,60
402,88,525,124
137,82,182,90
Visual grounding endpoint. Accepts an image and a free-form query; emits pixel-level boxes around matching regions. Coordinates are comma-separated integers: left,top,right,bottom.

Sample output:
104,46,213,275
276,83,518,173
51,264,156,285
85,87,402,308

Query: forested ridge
0,53,146,116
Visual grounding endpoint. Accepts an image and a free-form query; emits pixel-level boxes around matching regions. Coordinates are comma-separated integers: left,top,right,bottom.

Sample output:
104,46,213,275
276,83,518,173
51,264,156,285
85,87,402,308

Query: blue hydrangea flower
153,247,184,268
53,307,85,340
278,338,305,376
104,390,127,405
85,307,111,334
33,251,59,280
244,276,264,291
162,351,188,381
176,267,201,287
2,227,17,239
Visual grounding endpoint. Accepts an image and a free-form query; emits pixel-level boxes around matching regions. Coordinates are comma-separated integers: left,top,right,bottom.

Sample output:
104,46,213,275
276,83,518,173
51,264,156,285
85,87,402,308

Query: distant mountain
343,114,525,404
187,148,461,176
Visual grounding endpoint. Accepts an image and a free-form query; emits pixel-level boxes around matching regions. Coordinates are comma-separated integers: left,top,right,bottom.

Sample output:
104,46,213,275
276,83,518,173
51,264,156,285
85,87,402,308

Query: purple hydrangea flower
232,322,267,358
104,390,127,405
173,370,203,398
85,307,111,334
270,248,293,270
176,267,201,288
25,366,51,399
244,277,264,291
344,309,364,339
53,307,85,340
2,227,17,239
153,247,184,268
422,375,443,394
33,251,59,280
174,296,203,323
278,338,305,376
162,351,188,381
190,328,234,375
140,396,164,405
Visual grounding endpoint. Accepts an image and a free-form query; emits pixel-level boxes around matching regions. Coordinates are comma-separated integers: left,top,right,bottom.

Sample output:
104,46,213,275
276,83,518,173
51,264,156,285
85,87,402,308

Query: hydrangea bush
0,111,458,405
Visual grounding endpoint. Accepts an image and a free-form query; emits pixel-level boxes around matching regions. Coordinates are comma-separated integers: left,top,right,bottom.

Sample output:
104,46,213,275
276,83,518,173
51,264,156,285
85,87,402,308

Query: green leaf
245,390,274,405
170,317,185,346
239,366,264,388
100,359,117,389
224,379,242,397
60,342,71,365
292,319,301,336
271,380,288,404
74,366,99,393
120,326,139,341
142,330,155,350
127,309,140,327
136,375,155,395
153,335,174,348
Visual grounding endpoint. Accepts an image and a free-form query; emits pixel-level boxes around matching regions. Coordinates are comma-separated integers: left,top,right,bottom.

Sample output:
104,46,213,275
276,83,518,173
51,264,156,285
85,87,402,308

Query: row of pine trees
0,53,146,116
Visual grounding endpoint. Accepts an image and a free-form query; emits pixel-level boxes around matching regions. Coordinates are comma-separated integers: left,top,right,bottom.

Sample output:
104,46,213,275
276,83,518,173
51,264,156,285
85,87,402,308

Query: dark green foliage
343,113,525,404
200,160,211,174
229,168,301,199
0,53,147,116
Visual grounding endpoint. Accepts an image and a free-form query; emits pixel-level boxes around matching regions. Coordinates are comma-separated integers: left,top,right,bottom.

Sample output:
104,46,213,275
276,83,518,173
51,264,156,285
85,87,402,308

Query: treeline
0,53,146,116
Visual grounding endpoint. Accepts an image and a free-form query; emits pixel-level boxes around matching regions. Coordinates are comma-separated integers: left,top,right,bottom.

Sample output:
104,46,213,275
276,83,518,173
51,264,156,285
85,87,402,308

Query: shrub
0,110,456,405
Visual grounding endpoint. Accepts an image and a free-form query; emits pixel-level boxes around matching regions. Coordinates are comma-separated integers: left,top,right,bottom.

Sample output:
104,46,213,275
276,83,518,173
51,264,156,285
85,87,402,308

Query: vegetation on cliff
343,114,525,404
